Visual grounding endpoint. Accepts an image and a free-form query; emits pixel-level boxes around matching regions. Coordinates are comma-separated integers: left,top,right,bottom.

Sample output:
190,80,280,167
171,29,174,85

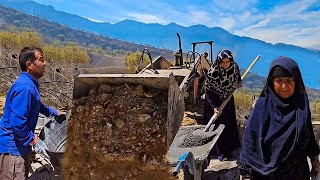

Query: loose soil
63,84,176,180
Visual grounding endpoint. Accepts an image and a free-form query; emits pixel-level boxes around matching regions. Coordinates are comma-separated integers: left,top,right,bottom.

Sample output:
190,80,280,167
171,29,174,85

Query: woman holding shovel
204,49,242,160
239,56,320,179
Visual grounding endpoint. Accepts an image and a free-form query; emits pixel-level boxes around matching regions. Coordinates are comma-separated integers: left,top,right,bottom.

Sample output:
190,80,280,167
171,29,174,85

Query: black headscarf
205,49,241,99
239,56,309,175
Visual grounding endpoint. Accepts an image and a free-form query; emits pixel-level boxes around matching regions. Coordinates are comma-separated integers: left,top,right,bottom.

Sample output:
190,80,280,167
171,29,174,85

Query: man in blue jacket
0,47,63,179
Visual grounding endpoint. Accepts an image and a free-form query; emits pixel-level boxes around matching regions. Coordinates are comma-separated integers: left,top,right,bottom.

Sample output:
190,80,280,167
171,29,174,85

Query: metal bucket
40,119,68,171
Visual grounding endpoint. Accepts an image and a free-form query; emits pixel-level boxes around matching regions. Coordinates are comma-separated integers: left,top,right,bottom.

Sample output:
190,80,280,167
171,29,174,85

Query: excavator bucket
63,68,192,179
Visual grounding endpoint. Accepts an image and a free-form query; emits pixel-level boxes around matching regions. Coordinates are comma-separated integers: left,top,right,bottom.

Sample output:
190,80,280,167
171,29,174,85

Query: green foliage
43,45,64,63
234,92,252,113
0,30,90,64
125,51,151,73
0,32,18,51
17,31,43,48
315,101,320,120
0,31,43,51
88,44,104,54
62,46,90,63
43,44,91,64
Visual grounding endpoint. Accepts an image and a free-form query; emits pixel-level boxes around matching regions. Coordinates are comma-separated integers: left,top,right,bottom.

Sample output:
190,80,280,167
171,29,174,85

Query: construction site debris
63,84,176,180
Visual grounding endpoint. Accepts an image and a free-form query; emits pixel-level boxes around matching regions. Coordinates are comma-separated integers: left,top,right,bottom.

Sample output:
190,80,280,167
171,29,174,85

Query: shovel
192,55,260,136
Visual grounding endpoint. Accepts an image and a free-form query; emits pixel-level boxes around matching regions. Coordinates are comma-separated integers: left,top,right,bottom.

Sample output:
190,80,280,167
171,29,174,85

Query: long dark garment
239,57,319,179
204,89,240,157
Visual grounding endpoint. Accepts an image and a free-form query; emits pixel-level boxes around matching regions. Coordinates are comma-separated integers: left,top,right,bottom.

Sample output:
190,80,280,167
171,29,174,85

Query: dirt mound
63,84,176,180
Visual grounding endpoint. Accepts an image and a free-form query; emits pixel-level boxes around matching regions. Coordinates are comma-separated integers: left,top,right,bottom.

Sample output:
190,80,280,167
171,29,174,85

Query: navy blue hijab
239,57,309,175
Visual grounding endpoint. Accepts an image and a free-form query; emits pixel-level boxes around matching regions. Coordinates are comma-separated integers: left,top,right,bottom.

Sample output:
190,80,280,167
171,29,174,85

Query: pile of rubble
63,84,176,179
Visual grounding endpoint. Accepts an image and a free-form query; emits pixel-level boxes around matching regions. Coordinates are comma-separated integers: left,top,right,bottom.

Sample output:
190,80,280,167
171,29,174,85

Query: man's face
28,50,46,79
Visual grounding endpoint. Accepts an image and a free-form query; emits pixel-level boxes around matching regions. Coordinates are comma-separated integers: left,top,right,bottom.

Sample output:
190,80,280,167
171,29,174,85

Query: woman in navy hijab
239,57,320,179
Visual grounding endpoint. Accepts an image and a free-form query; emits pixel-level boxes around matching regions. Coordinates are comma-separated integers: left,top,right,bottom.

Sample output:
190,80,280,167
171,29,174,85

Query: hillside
0,5,174,60
1,0,319,88
0,3,319,98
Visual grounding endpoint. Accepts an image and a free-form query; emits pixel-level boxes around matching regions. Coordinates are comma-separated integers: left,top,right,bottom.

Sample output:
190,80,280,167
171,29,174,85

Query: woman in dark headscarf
204,49,242,159
239,56,320,179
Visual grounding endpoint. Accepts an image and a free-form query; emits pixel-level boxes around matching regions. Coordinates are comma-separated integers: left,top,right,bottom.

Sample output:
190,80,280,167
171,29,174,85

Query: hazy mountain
1,0,320,88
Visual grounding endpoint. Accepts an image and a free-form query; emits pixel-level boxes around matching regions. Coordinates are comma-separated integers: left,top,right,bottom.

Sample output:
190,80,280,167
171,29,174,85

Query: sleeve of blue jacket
40,102,58,117
10,86,34,147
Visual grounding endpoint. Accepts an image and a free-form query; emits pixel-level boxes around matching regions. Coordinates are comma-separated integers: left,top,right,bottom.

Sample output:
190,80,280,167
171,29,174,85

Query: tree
0,32,18,52
17,31,43,48
315,101,320,121
125,51,151,73
63,45,90,63
43,45,64,63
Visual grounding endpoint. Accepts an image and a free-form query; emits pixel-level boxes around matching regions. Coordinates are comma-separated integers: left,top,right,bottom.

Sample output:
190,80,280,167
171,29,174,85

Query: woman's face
220,58,231,69
273,77,295,98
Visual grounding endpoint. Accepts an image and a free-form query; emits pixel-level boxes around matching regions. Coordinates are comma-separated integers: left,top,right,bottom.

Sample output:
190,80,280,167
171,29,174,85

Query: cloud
233,0,320,49
127,13,167,24
210,0,257,12
30,0,320,49
83,17,105,23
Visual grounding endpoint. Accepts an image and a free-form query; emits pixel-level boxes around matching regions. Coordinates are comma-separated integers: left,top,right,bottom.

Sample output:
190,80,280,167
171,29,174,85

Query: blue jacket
0,72,58,156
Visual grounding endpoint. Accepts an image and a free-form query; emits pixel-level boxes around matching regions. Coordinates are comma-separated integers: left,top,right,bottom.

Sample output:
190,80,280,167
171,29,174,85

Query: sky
31,0,320,50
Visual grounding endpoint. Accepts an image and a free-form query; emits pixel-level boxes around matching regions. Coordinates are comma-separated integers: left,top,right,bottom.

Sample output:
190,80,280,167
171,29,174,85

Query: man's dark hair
19,47,43,71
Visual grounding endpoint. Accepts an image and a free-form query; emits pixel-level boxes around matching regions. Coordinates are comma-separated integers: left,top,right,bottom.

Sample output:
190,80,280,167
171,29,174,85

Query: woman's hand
237,82,243,88
310,155,320,178
240,175,251,180
213,108,220,115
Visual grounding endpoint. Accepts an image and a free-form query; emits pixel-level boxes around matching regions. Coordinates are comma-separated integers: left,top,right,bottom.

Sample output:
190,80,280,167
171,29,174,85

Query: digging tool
192,55,260,136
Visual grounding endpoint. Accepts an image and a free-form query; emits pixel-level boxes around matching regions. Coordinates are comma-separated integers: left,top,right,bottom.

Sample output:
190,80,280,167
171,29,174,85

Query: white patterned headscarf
205,49,241,100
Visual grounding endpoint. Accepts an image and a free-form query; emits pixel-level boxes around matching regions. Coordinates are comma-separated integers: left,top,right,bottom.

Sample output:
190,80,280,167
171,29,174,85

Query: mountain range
0,0,320,88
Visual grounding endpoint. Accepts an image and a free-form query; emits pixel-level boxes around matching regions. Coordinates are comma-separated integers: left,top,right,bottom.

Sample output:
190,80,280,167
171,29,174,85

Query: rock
89,88,98,95
99,84,112,93
134,84,144,96
114,119,124,128
139,114,152,123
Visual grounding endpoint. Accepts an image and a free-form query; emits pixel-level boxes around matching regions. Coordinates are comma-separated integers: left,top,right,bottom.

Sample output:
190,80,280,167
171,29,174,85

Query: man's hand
57,110,64,116
54,110,67,124
29,134,39,146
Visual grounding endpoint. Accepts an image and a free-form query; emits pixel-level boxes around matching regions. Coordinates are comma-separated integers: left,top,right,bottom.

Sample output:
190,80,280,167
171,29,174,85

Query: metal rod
176,33,183,66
